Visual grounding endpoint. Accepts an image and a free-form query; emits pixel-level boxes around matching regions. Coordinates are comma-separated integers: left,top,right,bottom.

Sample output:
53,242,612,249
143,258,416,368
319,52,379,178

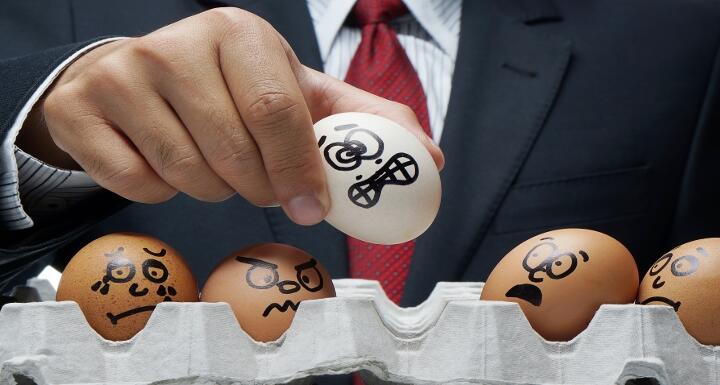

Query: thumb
297,66,445,171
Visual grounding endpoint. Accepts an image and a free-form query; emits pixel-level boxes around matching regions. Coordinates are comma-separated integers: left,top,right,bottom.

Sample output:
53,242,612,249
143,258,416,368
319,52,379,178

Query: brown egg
637,238,720,345
201,243,336,342
56,233,198,341
480,228,639,341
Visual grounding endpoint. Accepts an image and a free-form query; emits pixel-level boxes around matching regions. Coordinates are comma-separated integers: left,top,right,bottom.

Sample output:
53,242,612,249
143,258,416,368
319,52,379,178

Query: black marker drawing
505,284,542,306
505,237,590,306
642,247,709,312
318,124,419,209
348,152,419,208
639,296,681,311
106,305,157,325
143,247,167,257
322,124,384,171
236,256,324,317
91,246,178,324
262,300,301,317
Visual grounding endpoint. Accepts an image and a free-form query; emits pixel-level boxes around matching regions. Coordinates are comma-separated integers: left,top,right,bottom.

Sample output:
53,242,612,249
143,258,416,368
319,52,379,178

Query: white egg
314,112,441,244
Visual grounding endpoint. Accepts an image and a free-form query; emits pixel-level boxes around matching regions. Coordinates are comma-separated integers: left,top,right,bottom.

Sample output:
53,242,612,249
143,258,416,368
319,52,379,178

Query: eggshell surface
56,233,198,341
314,112,441,244
201,243,336,342
637,238,720,345
481,228,639,341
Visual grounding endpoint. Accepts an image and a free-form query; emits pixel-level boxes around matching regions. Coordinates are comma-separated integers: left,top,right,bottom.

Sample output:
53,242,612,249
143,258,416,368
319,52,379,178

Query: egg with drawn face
314,112,441,244
201,243,336,342
481,228,639,341
56,233,198,341
638,238,720,345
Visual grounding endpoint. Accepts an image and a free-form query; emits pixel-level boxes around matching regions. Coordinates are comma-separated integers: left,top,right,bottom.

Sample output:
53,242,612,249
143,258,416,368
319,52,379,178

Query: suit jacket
1,0,720,313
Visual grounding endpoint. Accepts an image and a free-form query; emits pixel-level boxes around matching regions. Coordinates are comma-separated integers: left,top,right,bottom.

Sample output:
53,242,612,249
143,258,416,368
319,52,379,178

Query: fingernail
287,195,325,225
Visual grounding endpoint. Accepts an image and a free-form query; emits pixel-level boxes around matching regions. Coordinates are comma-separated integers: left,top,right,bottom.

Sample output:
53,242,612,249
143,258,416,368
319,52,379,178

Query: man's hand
27,8,443,225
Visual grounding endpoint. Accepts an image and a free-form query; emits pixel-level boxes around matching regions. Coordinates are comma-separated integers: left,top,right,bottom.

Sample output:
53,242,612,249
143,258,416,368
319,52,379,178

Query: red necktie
344,0,432,306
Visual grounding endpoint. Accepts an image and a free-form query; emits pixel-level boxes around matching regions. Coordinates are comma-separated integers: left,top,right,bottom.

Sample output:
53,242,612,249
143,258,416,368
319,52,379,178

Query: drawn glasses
236,256,324,292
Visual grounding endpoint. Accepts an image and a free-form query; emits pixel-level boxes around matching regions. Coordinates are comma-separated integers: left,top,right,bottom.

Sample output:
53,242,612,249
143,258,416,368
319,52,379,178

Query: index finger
219,18,329,225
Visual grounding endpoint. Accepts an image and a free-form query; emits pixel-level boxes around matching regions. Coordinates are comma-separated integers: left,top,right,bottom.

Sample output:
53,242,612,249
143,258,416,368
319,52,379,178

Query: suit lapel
401,0,572,306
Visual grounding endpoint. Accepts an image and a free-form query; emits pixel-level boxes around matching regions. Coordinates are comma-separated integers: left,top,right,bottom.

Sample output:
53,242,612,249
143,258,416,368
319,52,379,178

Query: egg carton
0,279,717,385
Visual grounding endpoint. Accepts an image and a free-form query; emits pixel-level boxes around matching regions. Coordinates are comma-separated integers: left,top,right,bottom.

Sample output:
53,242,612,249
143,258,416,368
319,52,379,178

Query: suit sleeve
0,40,131,291
1,37,125,232
668,41,720,246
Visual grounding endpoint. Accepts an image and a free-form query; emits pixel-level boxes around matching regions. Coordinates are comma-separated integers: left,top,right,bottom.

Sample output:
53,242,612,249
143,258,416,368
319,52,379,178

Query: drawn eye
246,266,279,289
546,252,578,280
522,242,556,271
142,259,168,283
649,253,672,276
671,255,699,277
295,259,324,292
107,260,136,283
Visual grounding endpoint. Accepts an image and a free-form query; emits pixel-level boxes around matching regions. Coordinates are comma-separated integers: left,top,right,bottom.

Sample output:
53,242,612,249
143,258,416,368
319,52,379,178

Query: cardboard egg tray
0,278,717,385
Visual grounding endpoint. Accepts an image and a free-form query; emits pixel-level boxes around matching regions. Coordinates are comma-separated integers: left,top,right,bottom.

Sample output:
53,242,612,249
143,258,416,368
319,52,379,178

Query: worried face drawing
481,229,639,341
638,249,706,311
201,243,336,342
56,233,198,341
90,246,177,325
637,239,720,344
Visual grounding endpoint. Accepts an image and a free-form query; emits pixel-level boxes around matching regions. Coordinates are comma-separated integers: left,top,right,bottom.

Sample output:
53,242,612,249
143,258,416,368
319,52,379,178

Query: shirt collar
307,0,462,62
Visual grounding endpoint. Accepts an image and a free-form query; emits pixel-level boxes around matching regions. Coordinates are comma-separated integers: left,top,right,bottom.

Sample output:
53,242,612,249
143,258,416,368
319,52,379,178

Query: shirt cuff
1,37,126,230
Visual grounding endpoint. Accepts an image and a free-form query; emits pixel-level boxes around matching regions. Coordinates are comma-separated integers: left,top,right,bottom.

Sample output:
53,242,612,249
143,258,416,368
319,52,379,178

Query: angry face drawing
201,243,336,342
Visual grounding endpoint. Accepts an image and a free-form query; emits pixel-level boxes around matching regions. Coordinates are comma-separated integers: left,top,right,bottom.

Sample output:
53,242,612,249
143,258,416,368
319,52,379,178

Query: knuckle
244,87,300,127
129,35,183,76
85,156,138,186
210,136,258,175
83,56,133,96
204,7,252,29
148,139,203,182
43,85,76,123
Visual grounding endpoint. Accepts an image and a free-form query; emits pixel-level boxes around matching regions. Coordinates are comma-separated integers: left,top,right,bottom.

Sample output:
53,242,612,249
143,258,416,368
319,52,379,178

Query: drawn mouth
505,283,543,306
106,305,156,325
263,300,300,317
347,152,419,209
640,296,681,311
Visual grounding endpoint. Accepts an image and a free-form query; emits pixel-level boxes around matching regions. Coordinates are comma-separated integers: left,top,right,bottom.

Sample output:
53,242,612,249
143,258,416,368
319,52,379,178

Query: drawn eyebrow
294,258,318,271
142,247,166,257
539,237,554,241
235,256,278,270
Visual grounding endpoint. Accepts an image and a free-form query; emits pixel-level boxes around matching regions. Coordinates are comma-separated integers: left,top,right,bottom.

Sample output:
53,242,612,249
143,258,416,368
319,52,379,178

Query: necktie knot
351,0,408,26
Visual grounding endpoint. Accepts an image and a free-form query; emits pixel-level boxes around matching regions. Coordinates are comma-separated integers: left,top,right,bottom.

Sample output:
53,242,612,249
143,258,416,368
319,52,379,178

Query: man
0,0,719,356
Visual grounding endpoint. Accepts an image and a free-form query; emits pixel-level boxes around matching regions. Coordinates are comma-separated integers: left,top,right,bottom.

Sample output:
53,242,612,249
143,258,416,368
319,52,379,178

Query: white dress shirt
2,0,461,230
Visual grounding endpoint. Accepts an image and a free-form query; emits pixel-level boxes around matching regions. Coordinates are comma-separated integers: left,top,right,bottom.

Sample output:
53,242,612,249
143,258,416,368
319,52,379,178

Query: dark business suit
1,0,719,338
